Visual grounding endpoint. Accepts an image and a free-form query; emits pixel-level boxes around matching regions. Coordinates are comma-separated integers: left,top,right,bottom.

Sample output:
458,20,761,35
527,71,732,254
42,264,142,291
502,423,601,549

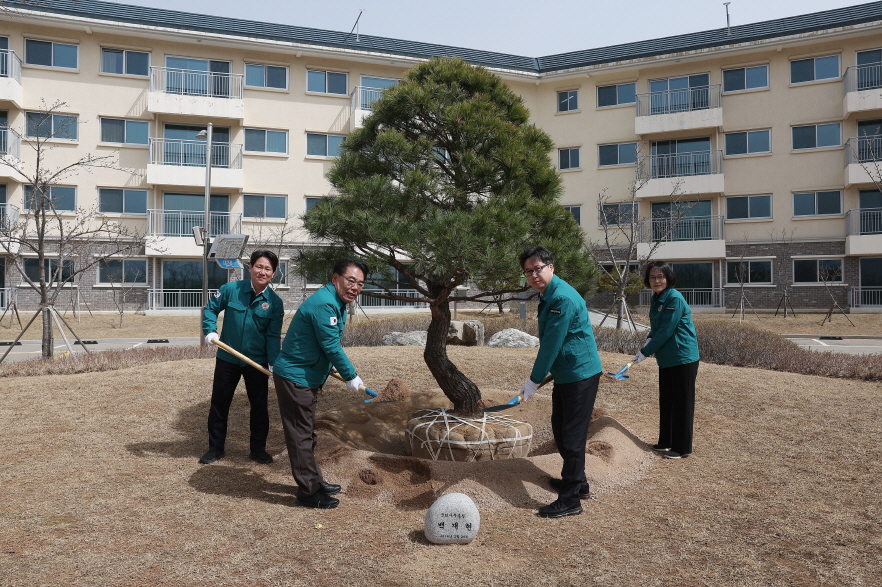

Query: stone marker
381,331,428,346
447,320,485,346
487,328,539,348
424,493,480,545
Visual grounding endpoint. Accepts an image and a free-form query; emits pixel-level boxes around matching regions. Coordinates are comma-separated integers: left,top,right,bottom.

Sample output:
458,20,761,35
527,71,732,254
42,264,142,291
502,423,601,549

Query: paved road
783,336,882,355
0,337,199,363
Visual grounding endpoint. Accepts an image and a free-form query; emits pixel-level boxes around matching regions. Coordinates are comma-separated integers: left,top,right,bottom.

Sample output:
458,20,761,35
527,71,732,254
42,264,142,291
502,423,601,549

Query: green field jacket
641,288,700,369
202,279,284,366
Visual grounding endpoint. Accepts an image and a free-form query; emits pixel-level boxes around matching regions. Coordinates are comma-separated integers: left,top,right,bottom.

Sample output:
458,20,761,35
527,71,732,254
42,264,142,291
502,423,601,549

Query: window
245,128,288,154
793,190,842,217
726,195,771,220
101,48,149,76
244,194,286,218
725,129,770,155
26,112,78,140
25,185,76,211
271,261,287,286
306,133,344,157
557,90,578,112
24,258,75,284
99,188,147,214
305,196,327,211
726,260,772,284
25,39,78,69
245,63,287,89
98,259,147,284
558,148,580,170
307,69,347,95
597,82,636,107
165,57,231,98
100,118,148,145
794,259,843,283
792,123,840,150
563,205,581,225
598,142,637,166
791,55,840,84
723,65,769,92
600,202,637,226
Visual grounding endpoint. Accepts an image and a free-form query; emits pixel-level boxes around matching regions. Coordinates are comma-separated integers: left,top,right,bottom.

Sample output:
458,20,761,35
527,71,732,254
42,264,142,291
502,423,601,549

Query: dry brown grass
1,346,880,586
687,310,882,337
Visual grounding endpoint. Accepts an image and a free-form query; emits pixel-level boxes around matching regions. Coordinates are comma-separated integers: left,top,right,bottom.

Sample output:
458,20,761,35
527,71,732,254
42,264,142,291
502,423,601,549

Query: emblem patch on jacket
261,302,269,310
213,291,221,298
550,309,561,314
657,305,663,312
330,317,338,325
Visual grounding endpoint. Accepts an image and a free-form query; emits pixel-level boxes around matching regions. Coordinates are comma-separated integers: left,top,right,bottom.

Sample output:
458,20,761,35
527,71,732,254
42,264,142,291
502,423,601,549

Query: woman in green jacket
635,261,700,459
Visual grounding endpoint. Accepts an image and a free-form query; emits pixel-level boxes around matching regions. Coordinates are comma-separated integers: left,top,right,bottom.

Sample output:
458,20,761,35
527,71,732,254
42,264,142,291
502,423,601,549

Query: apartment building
0,0,880,314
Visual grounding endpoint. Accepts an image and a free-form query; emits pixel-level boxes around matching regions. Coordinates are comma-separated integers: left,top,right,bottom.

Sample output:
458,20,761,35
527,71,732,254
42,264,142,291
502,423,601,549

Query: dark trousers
273,375,323,499
207,357,270,453
658,360,699,455
551,373,601,503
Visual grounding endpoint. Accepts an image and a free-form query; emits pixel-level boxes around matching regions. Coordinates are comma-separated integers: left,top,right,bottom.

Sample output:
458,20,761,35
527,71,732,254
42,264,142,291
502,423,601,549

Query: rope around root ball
406,408,533,462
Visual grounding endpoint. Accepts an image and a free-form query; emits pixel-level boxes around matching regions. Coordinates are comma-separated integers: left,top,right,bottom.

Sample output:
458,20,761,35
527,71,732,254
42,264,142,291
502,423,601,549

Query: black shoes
296,491,340,509
663,451,690,459
319,481,341,496
249,450,273,464
199,449,225,464
538,498,583,518
548,477,590,499
652,444,671,452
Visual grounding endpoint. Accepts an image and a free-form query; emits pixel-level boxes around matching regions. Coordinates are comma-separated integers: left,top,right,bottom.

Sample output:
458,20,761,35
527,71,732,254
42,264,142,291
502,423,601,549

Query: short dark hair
643,260,676,289
519,245,553,269
249,250,279,272
333,258,369,278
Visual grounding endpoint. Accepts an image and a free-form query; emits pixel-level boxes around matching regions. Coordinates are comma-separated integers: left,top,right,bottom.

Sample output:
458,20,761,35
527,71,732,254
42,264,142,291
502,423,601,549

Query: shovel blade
483,394,522,413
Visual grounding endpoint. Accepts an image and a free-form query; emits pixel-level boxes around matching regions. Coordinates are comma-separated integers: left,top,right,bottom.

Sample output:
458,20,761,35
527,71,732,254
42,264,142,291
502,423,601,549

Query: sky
120,0,868,57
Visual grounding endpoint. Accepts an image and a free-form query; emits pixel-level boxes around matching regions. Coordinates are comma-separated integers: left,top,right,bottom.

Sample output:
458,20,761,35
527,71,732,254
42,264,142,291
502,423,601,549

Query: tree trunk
615,282,627,330
42,307,54,358
423,297,482,418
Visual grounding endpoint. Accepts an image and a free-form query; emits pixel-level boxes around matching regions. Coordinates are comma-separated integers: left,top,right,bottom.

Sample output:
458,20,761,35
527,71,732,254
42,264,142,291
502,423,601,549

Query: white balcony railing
845,136,882,164
147,209,242,237
844,63,882,93
0,287,14,310
0,202,20,225
846,207,882,236
0,49,23,84
147,289,219,310
350,86,384,112
639,150,722,180
148,138,243,169
849,286,882,307
636,85,721,117
0,127,20,158
642,215,724,243
149,66,244,99
640,288,724,307
358,288,427,308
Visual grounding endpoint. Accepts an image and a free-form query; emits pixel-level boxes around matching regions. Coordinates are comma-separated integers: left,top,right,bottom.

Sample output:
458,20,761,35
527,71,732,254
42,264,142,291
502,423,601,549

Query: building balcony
640,287,724,308
636,150,724,198
147,138,244,190
636,215,726,260
148,67,244,120
845,207,882,255
844,137,882,187
0,202,20,225
0,49,23,107
350,86,383,130
358,288,427,309
0,128,24,181
843,63,882,116
147,288,219,310
635,85,722,135
145,209,242,256
849,286,882,308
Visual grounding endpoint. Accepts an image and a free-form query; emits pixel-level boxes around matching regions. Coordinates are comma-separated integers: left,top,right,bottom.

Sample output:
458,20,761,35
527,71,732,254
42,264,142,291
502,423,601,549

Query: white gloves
346,376,364,394
204,332,219,346
520,380,541,402
634,351,647,364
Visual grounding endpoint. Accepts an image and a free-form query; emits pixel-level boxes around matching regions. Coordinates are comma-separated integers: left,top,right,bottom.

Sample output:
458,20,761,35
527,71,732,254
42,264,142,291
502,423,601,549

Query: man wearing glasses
273,258,368,509
518,245,602,518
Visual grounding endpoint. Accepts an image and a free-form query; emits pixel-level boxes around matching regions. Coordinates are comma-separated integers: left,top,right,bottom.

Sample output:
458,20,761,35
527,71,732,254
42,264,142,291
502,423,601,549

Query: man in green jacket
273,258,367,509
201,250,284,465
519,245,602,518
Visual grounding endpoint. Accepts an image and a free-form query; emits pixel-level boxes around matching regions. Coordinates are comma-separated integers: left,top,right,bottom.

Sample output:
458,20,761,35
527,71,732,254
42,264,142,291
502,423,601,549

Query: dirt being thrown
375,378,410,402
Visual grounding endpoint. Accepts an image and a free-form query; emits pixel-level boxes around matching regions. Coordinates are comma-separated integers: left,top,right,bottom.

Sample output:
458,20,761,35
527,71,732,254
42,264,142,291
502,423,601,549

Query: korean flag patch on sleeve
330,317,338,326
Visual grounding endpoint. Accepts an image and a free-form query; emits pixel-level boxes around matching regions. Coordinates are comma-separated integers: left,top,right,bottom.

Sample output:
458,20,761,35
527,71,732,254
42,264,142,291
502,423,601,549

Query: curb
783,334,882,340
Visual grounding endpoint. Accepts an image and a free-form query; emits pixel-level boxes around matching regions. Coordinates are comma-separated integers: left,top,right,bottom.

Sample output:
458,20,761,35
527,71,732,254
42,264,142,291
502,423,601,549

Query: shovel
483,373,554,413
605,361,635,381
328,369,379,400
211,339,272,377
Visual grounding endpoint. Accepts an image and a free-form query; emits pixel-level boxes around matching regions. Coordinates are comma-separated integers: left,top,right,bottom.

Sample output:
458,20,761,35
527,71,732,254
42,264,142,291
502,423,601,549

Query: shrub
0,345,215,378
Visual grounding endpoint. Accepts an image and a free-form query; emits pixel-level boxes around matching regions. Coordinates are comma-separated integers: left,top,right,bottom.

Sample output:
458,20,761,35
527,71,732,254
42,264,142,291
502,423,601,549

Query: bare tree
728,232,761,323
103,261,146,329
0,100,145,358
769,228,798,318
818,263,855,327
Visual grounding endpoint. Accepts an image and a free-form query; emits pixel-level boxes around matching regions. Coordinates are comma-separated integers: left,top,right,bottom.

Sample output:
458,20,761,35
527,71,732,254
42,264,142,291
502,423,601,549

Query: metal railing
639,149,722,180
148,138,243,169
0,127,20,158
358,288,427,308
0,203,20,225
636,85,721,116
147,289,219,310
0,49,22,83
350,86,384,112
640,288,724,307
642,215,723,242
0,287,13,310
849,286,882,307
845,136,882,164
149,66,244,99
147,209,242,237
844,62,882,93
846,207,882,235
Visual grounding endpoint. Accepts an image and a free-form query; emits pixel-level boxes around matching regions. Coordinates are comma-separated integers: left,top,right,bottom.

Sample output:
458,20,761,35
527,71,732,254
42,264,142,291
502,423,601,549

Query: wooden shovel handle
328,369,379,397
211,339,272,377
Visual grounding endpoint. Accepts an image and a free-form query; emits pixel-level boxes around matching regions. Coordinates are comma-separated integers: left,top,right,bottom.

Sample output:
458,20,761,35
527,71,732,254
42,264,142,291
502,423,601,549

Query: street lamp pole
198,122,213,346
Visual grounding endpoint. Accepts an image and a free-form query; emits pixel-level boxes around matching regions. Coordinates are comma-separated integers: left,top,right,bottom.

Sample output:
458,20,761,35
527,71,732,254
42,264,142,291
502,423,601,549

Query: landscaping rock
487,328,538,348
424,492,480,545
381,331,428,346
447,320,485,346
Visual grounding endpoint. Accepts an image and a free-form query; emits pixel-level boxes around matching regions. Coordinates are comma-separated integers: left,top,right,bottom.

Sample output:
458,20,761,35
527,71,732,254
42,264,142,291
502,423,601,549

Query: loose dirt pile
375,377,410,401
